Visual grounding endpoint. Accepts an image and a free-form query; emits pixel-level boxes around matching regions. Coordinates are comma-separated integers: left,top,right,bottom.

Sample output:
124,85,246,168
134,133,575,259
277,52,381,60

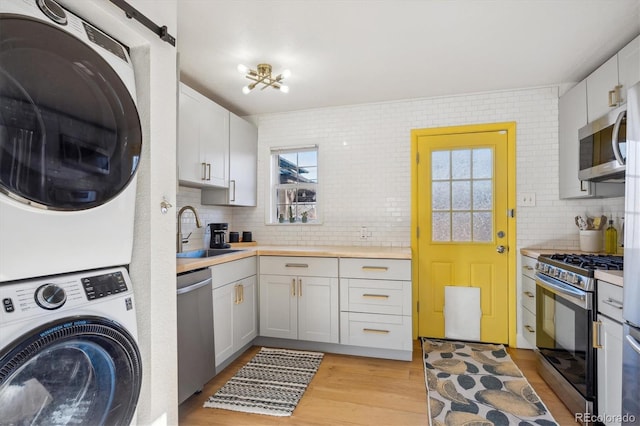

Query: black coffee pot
209,223,230,248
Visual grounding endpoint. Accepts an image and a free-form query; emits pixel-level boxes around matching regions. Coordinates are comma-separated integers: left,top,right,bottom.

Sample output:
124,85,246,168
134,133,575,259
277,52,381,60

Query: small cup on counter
242,231,252,242
229,232,239,243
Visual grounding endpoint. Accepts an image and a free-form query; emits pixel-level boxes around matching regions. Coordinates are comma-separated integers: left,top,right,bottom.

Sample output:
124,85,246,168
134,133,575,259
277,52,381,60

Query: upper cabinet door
618,35,640,104
586,56,620,122
229,113,258,206
178,84,204,185
201,100,229,188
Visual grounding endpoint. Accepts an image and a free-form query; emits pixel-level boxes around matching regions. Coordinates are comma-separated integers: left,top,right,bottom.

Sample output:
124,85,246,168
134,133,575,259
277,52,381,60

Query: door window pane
431,148,494,242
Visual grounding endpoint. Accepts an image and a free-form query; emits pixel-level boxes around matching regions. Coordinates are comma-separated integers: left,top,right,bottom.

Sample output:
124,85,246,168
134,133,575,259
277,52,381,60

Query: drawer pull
363,328,390,334
602,298,623,310
285,263,309,268
362,266,389,272
524,325,535,333
362,294,390,299
523,266,534,271
524,291,534,298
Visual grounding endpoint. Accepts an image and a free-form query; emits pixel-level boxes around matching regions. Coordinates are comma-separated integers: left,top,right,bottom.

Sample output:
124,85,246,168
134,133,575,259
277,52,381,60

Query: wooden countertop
520,248,623,287
177,245,412,274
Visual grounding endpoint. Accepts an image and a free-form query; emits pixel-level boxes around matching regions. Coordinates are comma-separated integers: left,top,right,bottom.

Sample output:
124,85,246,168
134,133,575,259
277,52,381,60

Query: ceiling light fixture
237,63,290,94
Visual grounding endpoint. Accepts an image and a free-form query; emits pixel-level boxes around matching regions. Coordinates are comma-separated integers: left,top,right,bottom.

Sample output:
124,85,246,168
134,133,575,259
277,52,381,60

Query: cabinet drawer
339,312,412,351
598,280,624,323
522,307,536,348
522,255,537,279
521,274,536,314
259,256,338,277
339,258,411,281
211,256,257,289
340,279,411,315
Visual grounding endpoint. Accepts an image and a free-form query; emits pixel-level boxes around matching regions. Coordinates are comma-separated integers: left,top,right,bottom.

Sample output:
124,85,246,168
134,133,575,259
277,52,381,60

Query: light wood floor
178,341,576,425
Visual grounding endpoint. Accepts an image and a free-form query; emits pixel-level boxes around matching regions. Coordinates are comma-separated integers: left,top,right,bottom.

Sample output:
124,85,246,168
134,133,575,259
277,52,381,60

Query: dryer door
0,316,142,425
0,16,142,210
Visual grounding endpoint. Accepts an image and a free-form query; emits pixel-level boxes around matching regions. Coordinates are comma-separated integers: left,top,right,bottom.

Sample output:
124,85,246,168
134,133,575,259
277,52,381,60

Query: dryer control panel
82,271,128,300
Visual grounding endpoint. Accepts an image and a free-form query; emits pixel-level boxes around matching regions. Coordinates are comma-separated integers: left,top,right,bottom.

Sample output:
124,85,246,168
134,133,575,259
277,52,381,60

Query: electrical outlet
519,192,536,207
360,226,369,239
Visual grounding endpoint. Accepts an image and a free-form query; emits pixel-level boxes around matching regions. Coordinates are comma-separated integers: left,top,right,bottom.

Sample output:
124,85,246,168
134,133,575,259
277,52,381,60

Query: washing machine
0,0,143,282
0,266,142,424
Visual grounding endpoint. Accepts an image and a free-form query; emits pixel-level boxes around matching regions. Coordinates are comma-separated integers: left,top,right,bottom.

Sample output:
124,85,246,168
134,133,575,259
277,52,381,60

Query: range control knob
36,0,68,25
35,284,67,310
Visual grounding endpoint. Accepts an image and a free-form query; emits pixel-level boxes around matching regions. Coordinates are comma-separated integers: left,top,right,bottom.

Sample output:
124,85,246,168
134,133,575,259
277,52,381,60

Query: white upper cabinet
586,35,640,122
178,82,229,188
618,35,640,104
559,81,590,198
586,56,620,122
201,112,258,206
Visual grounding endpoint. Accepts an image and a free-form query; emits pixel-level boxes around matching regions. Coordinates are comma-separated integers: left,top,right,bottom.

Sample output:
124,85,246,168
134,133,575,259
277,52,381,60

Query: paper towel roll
444,286,481,341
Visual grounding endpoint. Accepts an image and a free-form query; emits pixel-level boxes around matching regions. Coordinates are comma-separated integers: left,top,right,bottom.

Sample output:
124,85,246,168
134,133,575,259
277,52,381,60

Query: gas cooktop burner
545,253,623,271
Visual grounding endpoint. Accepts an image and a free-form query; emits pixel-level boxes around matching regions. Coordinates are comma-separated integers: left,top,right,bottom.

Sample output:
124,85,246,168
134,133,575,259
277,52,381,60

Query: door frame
410,122,517,346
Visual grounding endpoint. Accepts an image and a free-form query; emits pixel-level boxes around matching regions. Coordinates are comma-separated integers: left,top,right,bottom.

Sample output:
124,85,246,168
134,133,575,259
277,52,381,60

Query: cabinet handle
201,162,207,180
608,89,617,107
206,163,211,181
234,285,239,304
362,294,389,299
524,291,534,298
230,180,236,202
298,278,302,297
239,284,244,304
593,321,603,349
361,266,389,272
602,298,623,310
525,325,535,333
285,263,309,268
363,328,390,334
291,278,296,296
580,180,589,192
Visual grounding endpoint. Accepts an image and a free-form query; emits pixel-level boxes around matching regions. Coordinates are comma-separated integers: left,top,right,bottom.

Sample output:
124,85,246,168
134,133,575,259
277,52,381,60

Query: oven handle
535,273,591,310
626,334,640,355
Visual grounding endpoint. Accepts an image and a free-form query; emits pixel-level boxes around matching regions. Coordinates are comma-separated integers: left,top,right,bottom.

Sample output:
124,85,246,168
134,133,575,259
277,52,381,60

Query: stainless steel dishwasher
177,268,215,404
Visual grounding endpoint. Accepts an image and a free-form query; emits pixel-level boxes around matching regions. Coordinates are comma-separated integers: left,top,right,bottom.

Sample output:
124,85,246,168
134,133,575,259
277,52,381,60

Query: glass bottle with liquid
605,220,618,254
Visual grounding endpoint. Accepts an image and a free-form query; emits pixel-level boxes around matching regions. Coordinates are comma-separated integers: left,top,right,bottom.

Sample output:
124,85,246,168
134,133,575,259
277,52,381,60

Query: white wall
187,86,624,251
58,1,178,424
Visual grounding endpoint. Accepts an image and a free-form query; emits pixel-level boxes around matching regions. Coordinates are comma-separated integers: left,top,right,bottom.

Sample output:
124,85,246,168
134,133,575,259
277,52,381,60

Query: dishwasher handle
177,277,212,295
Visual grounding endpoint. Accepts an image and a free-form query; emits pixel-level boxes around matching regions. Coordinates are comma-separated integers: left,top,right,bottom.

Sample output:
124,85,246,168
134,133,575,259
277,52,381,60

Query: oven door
535,272,595,399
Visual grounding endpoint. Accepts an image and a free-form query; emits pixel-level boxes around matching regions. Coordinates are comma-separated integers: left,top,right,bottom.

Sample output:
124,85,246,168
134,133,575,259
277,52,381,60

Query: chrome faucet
177,205,202,253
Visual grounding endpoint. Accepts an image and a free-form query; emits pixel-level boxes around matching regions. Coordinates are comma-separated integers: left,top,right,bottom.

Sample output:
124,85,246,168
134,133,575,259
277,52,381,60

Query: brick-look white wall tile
180,86,624,252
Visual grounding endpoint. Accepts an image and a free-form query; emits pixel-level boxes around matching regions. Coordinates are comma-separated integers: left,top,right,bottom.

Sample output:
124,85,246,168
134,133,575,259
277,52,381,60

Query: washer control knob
35,284,67,310
36,0,68,25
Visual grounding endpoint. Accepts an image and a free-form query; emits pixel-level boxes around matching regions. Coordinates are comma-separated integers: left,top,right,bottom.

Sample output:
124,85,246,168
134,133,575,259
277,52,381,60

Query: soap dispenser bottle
605,220,617,254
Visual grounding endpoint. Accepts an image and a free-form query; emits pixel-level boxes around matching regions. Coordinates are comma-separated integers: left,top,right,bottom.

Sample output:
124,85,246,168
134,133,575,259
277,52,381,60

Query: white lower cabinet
259,257,339,343
520,254,537,348
339,258,412,351
211,257,257,368
596,280,624,426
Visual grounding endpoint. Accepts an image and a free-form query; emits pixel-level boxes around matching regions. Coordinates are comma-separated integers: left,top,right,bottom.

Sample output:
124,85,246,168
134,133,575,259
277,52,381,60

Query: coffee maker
209,223,230,248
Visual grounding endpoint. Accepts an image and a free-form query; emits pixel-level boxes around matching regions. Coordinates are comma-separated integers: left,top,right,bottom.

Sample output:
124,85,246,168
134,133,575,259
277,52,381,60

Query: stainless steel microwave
578,104,627,182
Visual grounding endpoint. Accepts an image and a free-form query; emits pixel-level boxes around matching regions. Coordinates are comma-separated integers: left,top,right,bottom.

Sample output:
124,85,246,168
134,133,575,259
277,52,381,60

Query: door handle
496,245,506,254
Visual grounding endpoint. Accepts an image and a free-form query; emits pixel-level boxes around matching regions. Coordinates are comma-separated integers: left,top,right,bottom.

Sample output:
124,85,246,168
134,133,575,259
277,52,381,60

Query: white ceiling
177,0,640,116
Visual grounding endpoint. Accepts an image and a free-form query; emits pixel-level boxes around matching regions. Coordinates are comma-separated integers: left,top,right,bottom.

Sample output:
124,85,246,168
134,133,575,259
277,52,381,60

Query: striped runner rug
422,338,558,426
203,347,324,417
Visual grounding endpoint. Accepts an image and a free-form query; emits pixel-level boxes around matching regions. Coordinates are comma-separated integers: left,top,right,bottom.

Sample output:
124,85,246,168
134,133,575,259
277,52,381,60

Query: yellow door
411,123,516,344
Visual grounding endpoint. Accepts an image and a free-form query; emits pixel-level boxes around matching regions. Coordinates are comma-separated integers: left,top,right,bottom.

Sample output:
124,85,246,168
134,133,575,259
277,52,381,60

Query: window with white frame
270,146,318,224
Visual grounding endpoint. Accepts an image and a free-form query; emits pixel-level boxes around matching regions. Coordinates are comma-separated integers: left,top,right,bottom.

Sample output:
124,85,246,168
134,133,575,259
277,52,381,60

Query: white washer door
0,15,142,210
0,316,142,425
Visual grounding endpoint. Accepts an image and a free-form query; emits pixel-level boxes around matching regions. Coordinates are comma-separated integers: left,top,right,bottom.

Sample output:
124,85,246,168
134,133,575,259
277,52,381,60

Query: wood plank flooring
178,341,575,425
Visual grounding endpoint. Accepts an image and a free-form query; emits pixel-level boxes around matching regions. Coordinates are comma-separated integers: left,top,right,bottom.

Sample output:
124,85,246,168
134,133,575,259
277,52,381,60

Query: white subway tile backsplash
177,86,624,251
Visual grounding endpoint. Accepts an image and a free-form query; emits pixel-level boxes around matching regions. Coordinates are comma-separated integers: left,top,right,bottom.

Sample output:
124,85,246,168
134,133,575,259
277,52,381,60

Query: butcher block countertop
520,248,623,287
177,245,412,274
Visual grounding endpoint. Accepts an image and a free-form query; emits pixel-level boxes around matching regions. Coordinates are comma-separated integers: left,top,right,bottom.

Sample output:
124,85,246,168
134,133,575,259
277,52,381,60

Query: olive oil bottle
605,220,618,254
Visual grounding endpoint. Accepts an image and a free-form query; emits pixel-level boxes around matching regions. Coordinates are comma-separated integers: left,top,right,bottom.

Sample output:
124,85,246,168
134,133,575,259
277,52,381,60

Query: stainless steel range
534,253,623,423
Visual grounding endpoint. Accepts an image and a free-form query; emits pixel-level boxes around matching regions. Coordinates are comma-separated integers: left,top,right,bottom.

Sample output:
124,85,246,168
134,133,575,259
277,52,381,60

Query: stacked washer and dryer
0,0,143,424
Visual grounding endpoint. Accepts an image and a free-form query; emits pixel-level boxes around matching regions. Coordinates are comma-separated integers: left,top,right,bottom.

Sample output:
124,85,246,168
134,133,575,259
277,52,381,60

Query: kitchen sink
176,249,243,258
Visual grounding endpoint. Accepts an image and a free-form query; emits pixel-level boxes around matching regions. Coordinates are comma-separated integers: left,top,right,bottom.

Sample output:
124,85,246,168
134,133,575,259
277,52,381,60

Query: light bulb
279,85,289,93
242,86,251,95
281,69,291,79
237,64,249,74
